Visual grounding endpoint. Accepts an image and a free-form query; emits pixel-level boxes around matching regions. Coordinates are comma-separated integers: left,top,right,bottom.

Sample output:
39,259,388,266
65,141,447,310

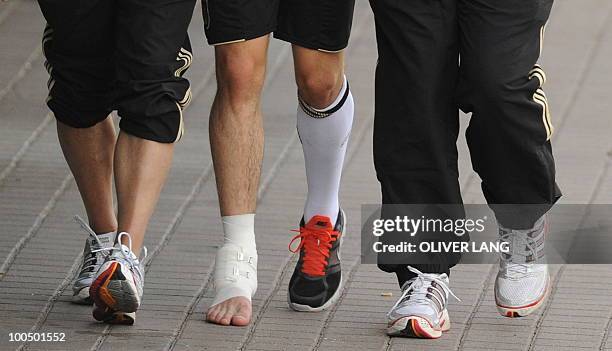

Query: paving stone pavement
1,0,611,350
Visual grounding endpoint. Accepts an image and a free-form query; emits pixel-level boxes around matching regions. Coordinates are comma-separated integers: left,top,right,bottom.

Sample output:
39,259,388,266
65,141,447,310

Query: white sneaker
386,266,459,339
495,216,550,317
72,216,116,304
89,232,146,324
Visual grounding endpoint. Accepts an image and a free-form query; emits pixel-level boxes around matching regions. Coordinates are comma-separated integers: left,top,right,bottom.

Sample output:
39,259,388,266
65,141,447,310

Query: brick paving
1,0,611,350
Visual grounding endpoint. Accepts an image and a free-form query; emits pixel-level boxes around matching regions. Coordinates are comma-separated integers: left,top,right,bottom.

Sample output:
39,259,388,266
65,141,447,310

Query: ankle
222,214,256,249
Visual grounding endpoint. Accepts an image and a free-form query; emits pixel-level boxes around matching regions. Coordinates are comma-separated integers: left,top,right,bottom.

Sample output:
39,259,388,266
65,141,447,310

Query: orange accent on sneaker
90,262,118,308
411,319,423,338
288,215,340,277
411,317,438,339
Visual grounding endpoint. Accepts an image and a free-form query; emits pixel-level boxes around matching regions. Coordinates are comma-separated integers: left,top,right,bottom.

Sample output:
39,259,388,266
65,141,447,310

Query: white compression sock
211,214,258,307
297,76,354,224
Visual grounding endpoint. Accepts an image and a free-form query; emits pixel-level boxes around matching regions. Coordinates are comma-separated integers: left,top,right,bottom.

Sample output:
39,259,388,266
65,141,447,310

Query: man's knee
293,46,345,109
215,44,267,106
459,56,534,110
295,69,344,109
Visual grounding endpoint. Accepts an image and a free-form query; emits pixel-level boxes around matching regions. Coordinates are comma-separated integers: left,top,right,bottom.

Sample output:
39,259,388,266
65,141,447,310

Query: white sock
297,76,354,224
211,214,258,307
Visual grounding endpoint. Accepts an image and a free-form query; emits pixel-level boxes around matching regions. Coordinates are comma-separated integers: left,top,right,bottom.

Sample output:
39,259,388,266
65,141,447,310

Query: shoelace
498,221,545,280
112,232,147,274
498,232,538,279
390,266,460,314
74,216,110,277
88,229,148,276
75,216,147,281
289,226,339,277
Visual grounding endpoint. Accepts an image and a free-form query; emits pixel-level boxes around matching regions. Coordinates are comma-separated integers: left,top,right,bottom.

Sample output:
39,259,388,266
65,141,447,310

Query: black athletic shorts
38,0,196,143
202,0,355,52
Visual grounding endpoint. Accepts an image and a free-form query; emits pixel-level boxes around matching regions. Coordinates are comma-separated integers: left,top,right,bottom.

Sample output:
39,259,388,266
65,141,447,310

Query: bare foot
206,296,252,326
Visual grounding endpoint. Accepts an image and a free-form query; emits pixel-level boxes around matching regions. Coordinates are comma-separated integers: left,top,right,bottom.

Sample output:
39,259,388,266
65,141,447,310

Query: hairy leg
210,36,269,216
207,35,269,326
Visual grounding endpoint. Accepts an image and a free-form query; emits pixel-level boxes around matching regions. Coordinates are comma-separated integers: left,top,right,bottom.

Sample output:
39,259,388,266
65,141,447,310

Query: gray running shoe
386,266,459,339
90,232,146,325
495,216,549,317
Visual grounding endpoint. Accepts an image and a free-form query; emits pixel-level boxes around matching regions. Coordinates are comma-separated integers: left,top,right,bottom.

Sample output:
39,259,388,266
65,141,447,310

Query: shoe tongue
505,234,539,263
89,232,116,248
304,215,333,231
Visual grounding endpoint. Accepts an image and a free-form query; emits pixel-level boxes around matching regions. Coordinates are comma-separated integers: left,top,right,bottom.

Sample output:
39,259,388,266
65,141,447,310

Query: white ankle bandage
211,214,258,307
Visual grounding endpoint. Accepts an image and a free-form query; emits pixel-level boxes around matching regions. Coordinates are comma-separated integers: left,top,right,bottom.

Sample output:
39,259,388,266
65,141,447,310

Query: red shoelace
288,217,340,277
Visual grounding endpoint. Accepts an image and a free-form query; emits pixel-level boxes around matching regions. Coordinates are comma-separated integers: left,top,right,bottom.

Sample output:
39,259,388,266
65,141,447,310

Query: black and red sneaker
287,209,345,312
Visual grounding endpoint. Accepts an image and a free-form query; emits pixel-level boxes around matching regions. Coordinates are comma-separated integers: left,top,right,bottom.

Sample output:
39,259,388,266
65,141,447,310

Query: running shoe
287,209,345,312
72,216,116,305
495,216,549,317
386,266,459,339
90,232,146,325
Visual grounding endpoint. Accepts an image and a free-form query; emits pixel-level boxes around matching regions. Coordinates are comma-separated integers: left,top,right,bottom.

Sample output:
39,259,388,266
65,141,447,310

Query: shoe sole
90,262,140,314
72,287,93,305
496,282,550,318
92,305,136,325
288,211,346,313
387,311,450,339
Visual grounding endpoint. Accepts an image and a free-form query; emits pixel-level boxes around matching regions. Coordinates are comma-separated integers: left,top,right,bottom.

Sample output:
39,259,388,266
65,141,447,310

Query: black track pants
370,0,562,285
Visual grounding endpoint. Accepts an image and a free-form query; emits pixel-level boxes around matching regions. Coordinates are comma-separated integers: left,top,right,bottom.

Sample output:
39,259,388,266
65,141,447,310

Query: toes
205,309,216,323
218,305,230,325
231,314,250,326
207,305,223,324
219,315,232,325
206,305,215,318
206,298,251,326
220,306,234,326
212,304,229,326
231,301,252,326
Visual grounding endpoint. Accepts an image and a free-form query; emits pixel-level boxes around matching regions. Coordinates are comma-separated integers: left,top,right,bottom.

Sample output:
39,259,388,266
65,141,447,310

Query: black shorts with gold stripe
39,0,195,143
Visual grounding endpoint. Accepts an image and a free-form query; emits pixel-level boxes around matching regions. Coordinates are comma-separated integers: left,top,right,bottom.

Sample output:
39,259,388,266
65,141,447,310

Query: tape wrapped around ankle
211,243,258,307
